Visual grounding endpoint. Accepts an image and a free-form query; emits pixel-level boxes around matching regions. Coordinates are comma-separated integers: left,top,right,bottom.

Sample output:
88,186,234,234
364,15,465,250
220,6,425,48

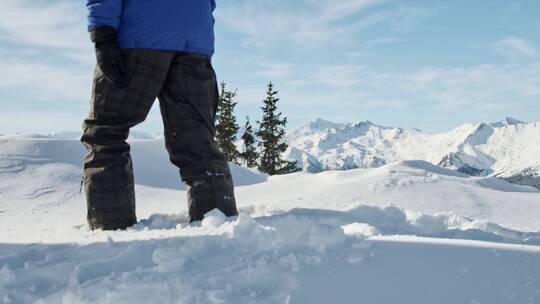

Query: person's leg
81,49,173,230
158,52,238,222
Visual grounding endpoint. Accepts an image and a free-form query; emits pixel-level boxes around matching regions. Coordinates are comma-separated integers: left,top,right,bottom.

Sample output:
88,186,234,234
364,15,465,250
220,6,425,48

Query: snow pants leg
158,53,238,223
81,49,238,230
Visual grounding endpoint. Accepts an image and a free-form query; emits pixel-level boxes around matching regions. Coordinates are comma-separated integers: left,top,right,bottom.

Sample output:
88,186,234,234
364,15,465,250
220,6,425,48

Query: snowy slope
1,134,540,303
286,118,540,188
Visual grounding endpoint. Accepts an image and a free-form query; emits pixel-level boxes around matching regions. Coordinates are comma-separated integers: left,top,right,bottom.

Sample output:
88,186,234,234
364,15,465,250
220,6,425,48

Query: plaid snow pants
81,49,238,230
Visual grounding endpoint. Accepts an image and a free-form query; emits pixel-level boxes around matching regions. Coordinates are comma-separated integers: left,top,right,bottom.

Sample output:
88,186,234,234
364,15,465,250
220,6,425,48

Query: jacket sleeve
211,0,216,12
86,0,123,32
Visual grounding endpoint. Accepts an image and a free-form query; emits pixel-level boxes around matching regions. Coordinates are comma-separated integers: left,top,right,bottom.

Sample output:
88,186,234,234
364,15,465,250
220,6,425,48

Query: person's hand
91,26,126,88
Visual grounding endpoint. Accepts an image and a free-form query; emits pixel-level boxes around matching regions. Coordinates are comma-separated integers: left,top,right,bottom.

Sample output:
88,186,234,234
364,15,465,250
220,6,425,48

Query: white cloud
388,6,442,32
403,62,540,110
256,62,296,79
360,98,412,109
0,0,94,104
0,0,89,59
0,59,91,101
306,0,384,20
310,65,365,87
493,37,538,59
216,0,434,48
274,60,540,112
0,111,86,134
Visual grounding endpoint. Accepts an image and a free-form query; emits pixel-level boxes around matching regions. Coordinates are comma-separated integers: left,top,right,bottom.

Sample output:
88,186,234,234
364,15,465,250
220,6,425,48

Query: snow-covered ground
1,134,540,303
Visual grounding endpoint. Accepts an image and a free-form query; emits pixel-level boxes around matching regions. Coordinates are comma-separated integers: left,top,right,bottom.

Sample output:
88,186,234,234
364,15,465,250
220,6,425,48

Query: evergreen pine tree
215,81,240,163
256,82,297,175
239,116,259,168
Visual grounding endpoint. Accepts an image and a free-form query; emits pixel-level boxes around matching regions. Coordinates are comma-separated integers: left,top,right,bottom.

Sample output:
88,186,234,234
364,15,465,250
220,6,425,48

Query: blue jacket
87,0,216,57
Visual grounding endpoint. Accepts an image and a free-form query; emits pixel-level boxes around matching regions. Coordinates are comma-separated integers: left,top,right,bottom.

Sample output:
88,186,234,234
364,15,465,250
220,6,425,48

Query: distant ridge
285,118,540,189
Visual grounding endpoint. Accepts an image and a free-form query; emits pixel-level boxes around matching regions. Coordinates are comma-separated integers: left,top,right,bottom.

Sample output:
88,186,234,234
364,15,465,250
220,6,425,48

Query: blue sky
1,0,539,134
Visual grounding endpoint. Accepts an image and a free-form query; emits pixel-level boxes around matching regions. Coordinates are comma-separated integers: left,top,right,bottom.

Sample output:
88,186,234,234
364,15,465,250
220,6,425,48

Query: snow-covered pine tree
215,81,240,163
239,116,259,168
256,82,297,175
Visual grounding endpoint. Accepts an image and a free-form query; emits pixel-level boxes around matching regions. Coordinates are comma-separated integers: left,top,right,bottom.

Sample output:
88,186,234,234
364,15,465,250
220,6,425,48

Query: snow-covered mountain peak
288,118,345,138
308,118,345,130
461,123,494,146
489,117,525,128
350,120,376,128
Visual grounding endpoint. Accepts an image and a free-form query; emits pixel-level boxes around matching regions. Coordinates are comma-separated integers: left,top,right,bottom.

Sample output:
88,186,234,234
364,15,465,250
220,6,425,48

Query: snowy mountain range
285,117,540,189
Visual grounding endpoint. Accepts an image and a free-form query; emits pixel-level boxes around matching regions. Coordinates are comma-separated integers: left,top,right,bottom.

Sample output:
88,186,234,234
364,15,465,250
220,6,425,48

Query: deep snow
1,134,540,303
